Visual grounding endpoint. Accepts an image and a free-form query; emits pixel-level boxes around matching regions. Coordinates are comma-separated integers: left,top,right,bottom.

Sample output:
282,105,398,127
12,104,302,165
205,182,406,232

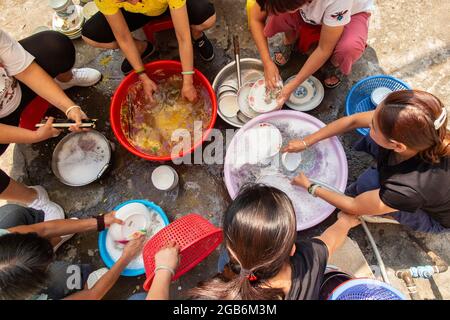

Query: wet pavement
1,0,449,300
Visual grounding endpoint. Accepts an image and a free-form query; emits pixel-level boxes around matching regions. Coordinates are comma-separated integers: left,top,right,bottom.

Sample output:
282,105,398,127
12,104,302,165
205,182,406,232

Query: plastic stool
142,17,174,44
19,96,50,131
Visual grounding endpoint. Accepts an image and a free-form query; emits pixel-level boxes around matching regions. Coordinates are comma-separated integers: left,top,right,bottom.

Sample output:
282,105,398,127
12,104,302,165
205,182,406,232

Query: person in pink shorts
248,0,372,100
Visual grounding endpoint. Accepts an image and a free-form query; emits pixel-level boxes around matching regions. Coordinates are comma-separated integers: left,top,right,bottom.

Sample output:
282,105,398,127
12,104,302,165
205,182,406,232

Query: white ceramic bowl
371,87,393,106
151,165,179,191
281,152,303,172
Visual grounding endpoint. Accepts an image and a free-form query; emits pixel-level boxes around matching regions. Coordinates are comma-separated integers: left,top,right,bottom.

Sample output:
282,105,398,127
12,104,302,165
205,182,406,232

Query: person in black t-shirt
284,90,450,233
180,185,359,300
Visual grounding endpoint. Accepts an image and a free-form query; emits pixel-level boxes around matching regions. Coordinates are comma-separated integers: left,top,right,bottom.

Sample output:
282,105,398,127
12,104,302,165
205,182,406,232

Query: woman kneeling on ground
0,205,144,300
248,0,372,100
0,29,101,221
284,90,450,233
82,0,216,102
138,185,360,300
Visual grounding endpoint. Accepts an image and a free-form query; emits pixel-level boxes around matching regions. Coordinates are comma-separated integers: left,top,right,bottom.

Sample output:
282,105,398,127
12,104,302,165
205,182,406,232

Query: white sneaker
28,185,65,221
55,68,102,90
53,217,78,252
86,268,109,289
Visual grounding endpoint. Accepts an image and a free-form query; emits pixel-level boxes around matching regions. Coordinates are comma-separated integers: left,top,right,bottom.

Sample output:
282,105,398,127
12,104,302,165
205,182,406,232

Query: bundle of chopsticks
35,119,97,129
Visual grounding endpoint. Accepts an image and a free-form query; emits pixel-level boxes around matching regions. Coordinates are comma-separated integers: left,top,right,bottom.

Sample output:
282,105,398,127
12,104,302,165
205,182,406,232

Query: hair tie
240,268,258,282
434,108,448,130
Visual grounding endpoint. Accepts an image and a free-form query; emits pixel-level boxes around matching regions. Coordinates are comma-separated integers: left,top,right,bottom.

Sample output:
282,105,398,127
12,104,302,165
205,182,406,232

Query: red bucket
110,60,217,161
142,214,222,291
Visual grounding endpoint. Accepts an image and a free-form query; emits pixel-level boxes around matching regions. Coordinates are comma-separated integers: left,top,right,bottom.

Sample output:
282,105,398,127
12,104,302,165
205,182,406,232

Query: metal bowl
212,58,264,127
52,130,112,186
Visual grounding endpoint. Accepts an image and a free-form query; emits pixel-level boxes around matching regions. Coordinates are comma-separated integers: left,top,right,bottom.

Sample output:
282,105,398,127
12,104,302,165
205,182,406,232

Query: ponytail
189,270,285,300
188,185,297,300
378,90,450,163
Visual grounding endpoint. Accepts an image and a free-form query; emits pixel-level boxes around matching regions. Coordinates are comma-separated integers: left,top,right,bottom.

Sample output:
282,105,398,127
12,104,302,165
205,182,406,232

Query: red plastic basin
110,60,217,161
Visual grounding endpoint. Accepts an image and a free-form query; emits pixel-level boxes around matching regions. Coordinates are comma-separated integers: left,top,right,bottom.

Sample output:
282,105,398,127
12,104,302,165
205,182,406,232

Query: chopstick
35,120,98,129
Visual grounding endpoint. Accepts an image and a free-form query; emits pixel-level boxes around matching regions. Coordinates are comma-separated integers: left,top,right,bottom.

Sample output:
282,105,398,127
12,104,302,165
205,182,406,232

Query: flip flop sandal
272,43,294,67
323,68,343,89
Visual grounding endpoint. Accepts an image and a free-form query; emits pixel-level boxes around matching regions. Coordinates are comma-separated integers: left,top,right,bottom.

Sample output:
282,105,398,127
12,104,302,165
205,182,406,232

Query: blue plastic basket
98,199,170,277
345,75,412,135
328,278,407,300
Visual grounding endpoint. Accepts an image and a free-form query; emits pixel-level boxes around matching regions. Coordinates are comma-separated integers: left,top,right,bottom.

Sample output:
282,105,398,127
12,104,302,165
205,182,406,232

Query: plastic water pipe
360,219,391,284
315,183,391,285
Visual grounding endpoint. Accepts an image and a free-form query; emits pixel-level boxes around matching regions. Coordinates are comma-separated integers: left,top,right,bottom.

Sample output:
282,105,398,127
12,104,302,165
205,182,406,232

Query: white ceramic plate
248,78,281,113
237,81,260,119
219,94,239,118
105,203,162,270
284,76,324,112
234,122,283,165
108,203,151,242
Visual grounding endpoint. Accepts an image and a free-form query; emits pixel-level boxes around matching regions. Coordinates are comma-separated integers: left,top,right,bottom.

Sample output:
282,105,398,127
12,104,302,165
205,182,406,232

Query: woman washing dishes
0,208,145,300
0,29,101,221
247,0,372,102
136,185,360,300
283,90,450,233
82,0,217,102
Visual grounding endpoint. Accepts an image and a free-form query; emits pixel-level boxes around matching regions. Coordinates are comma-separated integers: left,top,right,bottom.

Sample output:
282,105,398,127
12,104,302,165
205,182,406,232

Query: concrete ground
1,0,449,300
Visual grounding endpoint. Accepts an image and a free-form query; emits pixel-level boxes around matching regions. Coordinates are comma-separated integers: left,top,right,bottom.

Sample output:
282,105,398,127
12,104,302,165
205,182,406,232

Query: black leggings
82,0,215,44
0,30,76,193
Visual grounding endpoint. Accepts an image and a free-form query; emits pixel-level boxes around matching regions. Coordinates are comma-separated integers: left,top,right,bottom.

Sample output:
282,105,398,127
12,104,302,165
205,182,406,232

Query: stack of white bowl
49,0,85,39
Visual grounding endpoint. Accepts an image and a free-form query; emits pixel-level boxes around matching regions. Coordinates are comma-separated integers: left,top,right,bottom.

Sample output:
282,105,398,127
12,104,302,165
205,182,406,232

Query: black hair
189,184,297,300
256,0,310,15
0,233,53,300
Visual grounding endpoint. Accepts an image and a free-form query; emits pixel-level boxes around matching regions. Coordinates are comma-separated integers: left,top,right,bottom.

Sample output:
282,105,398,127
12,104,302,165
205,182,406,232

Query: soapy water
120,75,212,157
56,132,110,185
106,210,166,270
228,118,343,227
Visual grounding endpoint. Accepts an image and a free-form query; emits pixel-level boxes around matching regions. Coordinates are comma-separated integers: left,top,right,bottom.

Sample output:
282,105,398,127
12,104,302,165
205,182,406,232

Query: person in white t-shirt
0,29,102,221
248,0,372,99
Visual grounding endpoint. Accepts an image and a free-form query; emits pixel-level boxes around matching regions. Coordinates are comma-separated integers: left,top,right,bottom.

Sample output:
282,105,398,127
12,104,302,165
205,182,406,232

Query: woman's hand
103,211,124,228
121,234,146,262
291,172,311,189
264,61,281,90
140,74,158,102
282,138,309,153
276,81,296,108
66,107,88,132
181,82,198,103
155,240,180,272
337,211,361,228
34,117,61,142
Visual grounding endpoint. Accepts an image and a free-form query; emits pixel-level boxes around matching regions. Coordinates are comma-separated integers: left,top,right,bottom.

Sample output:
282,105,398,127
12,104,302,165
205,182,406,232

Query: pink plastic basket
143,214,222,291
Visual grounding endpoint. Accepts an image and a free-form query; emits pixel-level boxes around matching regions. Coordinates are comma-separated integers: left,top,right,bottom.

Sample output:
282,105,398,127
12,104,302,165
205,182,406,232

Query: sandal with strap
272,43,294,67
323,66,343,89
